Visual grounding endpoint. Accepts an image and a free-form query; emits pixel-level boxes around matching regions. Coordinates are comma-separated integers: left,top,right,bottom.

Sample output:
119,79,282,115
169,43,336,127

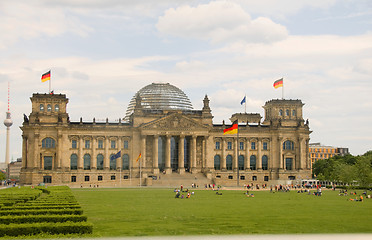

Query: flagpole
139,156,142,187
237,121,239,187
244,94,246,113
282,78,284,100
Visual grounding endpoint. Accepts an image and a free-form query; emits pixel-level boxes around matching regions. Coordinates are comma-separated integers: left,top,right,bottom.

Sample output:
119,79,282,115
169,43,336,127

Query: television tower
3,82,13,169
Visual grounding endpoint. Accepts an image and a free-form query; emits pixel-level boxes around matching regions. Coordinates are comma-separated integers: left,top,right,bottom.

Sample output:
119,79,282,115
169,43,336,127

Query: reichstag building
20,83,312,187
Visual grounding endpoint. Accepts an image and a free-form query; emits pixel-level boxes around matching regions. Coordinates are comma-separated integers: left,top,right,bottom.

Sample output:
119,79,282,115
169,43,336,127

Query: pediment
141,113,209,131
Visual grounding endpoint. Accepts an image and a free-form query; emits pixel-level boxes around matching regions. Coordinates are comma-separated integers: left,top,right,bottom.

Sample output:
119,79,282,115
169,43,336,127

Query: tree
0,171,6,181
354,155,372,188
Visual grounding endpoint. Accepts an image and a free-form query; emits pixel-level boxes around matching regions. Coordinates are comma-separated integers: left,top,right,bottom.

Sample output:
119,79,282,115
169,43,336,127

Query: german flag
41,71,51,82
136,153,142,162
273,78,283,89
223,121,238,135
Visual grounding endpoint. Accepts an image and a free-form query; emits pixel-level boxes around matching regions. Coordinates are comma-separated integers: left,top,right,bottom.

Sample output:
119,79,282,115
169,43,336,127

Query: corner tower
262,99,305,127
28,93,69,124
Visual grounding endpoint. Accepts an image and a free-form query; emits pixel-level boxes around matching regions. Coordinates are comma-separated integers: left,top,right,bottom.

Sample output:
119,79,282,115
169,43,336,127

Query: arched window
110,154,116,170
122,154,129,170
214,155,221,170
283,140,294,150
47,104,52,112
70,154,78,170
226,155,233,170
40,104,44,111
262,155,268,170
279,109,283,116
55,104,59,112
250,155,256,170
238,155,244,170
286,109,289,116
97,154,104,170
42,138,55,148
292,110,296,116
83,154,91,170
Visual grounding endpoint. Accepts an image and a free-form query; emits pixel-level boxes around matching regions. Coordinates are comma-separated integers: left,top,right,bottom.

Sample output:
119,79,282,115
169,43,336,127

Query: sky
1,0,372,163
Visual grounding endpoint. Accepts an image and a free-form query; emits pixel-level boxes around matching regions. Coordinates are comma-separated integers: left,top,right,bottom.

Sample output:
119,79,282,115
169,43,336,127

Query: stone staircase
149,172,212,188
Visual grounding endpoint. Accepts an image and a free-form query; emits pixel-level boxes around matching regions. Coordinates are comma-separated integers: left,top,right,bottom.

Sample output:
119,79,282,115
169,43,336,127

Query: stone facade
20,88,312,187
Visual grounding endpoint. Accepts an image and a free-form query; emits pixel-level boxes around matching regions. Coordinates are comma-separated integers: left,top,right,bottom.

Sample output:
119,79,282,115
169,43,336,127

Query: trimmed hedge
0,214,87,225
0,208,83,216
0,221,93,237
0,205,81,210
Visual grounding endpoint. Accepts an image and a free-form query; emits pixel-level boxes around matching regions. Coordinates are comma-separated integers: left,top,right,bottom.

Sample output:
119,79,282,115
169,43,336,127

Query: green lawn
72,188,372,237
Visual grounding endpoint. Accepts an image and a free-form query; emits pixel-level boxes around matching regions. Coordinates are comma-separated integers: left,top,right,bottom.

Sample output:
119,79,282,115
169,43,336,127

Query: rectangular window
264,176,269,181
44,156,53,170
123,175,129,179
285,158,293,170
43,176,52,183
124,140,129,149
85,140,90,149
98,140,103,149
111,140,116,149
251,142,256,150
263,142,268,150
72,140,77,149
84,176,90,182
240,175,245,180
71,176,76,182
239,142,244,150
111,175,116,180
98,176,103,181
227,142,232,150
228,176,233,179
215,141,220,150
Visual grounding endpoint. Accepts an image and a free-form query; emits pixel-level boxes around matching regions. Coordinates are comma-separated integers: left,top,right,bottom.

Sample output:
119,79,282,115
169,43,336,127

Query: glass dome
124,83,193,121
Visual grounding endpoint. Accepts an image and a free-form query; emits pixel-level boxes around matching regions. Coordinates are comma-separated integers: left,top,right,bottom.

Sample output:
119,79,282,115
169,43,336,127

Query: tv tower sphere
4,112,13,127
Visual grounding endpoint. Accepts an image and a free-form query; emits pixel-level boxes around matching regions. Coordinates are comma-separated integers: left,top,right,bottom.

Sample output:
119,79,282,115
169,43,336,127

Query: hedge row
0,221,93,237
0,214,87,225
0,208,83,216
0,205,81,210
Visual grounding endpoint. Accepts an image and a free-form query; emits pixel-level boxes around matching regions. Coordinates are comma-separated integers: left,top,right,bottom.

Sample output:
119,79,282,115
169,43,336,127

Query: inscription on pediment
144,115,204,130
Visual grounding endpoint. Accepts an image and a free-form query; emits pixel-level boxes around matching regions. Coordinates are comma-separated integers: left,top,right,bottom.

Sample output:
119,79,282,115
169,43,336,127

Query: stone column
91,137,97,169
153,135,159,174
191,135,197,173
178,135,185,174
22,135,27,168
245,138,250,170
141,135,146,168
104,137,109,169
165,135,171,174
117,137,122,170
33,133,39,169
78,136,83,169
56,133,62,170
257,139,262,170
221,138,226,171
233,137,238,171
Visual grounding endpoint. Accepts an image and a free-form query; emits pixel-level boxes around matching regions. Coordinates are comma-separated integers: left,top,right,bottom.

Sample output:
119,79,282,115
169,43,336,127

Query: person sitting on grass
175,191,180,198
187,192,191,198
216,192,222,195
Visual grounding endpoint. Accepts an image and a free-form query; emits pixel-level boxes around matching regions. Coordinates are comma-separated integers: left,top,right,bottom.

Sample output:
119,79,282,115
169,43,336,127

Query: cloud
0,1,93,49
156,1,288,44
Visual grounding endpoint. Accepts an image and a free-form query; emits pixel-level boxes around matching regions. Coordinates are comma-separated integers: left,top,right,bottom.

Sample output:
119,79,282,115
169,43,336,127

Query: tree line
312,151,372,188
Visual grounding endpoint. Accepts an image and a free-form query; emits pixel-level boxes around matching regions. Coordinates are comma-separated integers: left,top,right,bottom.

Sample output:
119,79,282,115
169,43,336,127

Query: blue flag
240,96,246,105
110,150,121,161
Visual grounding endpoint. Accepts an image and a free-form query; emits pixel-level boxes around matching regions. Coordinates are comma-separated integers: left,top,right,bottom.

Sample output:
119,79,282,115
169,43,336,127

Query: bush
0,214,87,224
0,221,93,237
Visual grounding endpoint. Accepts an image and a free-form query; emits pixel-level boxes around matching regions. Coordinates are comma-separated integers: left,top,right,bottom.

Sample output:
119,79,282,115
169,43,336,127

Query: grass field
72,188,372,237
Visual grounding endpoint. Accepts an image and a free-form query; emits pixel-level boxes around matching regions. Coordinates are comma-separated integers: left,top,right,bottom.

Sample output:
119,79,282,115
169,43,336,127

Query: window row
71,175,129,182
40,104,59,112
71,139,129,149
41,137,131,150
213,155,269,171
215,141,269,150
279,109,296,117
70,153,130,170
216,175,270,182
